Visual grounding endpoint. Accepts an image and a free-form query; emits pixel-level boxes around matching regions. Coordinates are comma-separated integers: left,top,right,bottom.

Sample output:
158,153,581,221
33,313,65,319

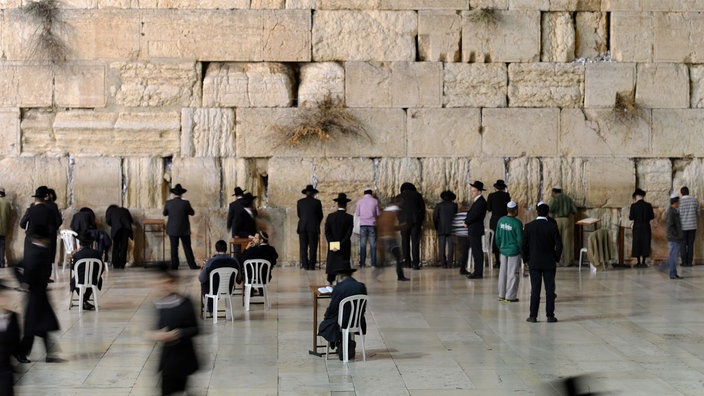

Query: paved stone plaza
4,264,703,395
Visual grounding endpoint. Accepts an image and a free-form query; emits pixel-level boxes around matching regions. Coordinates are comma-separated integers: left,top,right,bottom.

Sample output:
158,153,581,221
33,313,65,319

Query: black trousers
456,236,469,273
681,230,696,266
169,235,197,269
437,234,454,267
111,229,130,269
400,223,421,268
468,234,484,276
299,231,319,269
529,268,556,319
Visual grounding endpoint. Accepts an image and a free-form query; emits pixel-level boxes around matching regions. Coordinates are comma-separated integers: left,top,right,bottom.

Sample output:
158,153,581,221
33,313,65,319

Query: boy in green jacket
495,201,523,302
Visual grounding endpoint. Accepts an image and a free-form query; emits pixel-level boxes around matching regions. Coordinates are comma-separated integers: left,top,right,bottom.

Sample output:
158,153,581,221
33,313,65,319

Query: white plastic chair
60,230,78,271
69,258,104,313
243,259,271,311
203,267,238,324
326,294,368,363
482,228,495,273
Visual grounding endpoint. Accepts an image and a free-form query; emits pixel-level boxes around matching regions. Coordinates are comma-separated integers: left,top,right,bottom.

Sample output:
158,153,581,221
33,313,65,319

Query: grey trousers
498,254,521,300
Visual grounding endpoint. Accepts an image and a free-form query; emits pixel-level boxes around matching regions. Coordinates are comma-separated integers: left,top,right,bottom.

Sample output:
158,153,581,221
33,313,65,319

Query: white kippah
553,185,562,190
507,201,517,209
537,201,545,207
670,193,679,199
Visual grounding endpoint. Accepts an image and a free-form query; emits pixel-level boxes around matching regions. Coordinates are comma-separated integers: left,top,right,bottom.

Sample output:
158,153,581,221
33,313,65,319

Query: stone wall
0,0,703,267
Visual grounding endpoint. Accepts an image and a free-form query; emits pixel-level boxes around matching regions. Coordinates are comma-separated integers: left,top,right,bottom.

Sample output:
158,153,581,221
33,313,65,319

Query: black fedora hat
470,181,486,191
31,186,49,198
233,186,246,196
493,179,507,190
333,193,352,203
301,184,319,194
632,188,646,198
440,190,456,201
170,184,187,195
242,192,258,204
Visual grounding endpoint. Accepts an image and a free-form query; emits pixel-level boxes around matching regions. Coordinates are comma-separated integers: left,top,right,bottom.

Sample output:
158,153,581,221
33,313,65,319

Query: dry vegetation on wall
23,0,69,64
613,91,641,121
465,8,498,25
276,95,370,147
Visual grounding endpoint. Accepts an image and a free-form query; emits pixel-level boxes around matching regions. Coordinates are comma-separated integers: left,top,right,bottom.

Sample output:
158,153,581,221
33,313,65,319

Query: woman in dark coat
151,271,199,396
324,193,354,284
629,188,655,268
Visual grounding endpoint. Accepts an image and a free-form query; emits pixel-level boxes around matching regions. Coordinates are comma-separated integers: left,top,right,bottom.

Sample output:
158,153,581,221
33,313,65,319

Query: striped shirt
452,211,468,237
549,193,577,218
679,195,700,231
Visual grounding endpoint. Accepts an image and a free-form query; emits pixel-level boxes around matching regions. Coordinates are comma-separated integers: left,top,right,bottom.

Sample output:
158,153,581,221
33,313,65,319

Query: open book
318,286,333,294
329,241,340,250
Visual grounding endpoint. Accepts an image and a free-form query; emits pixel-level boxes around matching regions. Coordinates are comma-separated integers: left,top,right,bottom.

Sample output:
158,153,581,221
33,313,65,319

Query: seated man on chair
70,231,105,311
317,265,367,360
241,231,278,284
199,240,242,315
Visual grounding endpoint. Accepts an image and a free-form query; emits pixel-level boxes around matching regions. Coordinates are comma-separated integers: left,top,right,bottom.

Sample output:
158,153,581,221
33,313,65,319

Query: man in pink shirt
355,188,381,267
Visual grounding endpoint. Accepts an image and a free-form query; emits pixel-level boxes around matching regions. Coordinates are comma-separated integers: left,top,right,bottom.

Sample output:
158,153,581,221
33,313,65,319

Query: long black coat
21,241,60,337
464,196,488,237
629,199,654,257
297,196,323,234
487,191,511,230
163,197,194,237
318,276,367,344
324,210,354,275
433,201,458,236
70,210,97,235
521,218,563,270
226,198,245,237
233,209,257,238
20,203,58,242
399,189,425,226
154,294,199,378
105,206,134,240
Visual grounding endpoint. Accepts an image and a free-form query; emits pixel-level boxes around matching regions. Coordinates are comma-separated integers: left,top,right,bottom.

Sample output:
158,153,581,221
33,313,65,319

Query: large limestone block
541,12,575,62
0,109,20,156
41,111,180,157
202,62,295,107
541,157,587,206
0,157,69,210
407,108,481,157
507,157,541,208
585,158,634,208
19,110,56,156
298,63,345,105
418,11,461,62
313,158,375,206
653,12,704,63
267,157,315,208
469,157,505,200
420,157,471,204
286,0,320,8
380,0,469,9
143,0,250,8
575,12,607,59
610,12,653,62
508,63,584,108
652,109,704,157
443,63,507,107
461,10,540,63
169,158,220,208
0,64,53,107
313,11,417,61
509,0,548,8
180,108,235,158
559,109,651,157
482,108,559,157
546,0,601,11
251,0,285,8
54,64,106,108
635,63,689,109
688,65,704,108
73,157,121,208
470,0,508,8
236,107,406,158
636,159,672,200
639,0,704,11
584,63,635,108
673,159,704,202
345,62,442,108
142,10,311,61
377,158,422,201
110,62,201,108
124,157,165,209
318,0,380,9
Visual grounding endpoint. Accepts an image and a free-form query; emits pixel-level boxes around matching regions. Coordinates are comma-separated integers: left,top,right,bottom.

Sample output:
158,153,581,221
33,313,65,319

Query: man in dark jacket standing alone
163,184,197,270
433,190,457,268
106,205,133,269
665,194,684,280
297,185,324,270
464,181,488,279
522,203,562,323
399,182,425,270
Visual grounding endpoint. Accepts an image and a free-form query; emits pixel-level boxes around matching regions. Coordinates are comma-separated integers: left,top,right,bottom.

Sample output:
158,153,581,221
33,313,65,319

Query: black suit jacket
70,211,97,235
226,198,245,235
399,189,425,225
521,217,563,270
325,210,354,274
106,206,134,240
71,247,104,291
163,197,194,236
233,209,257,238
297,196,323,234
487,191,511,228
464,196,487,237
20,203,58,239
318,276,367,343
433,201,458,235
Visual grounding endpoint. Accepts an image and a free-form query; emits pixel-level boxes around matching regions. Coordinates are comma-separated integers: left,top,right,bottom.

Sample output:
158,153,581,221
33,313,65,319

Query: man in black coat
163,184,198,270
433,190,458,268
241,231,278,283
106,204,134,269
487,180,511,267
226,186,247,238
318,266,367,359
232,193,258,238
399,182,425,270
70,231,105,310
297,185,324,270
199,240,241,314
522,203,563,323
464,181,488,279
19,187,59,281
325,193,354,284
70,207,97,235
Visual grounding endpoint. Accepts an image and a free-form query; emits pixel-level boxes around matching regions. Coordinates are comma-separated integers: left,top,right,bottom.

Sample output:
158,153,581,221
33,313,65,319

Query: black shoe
526,317,537,323
670,275,683,279
45,356,67,363
506,298,519,302
460,270,469,275
48,279,55,283
83,302,95,311
681,264,693,267
466,273,483,279
498,297,506,302
14,355,30,363
547,317,558,323
398,277,410,281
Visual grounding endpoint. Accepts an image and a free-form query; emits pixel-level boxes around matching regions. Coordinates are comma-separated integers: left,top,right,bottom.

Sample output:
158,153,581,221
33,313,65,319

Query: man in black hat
163,184,198,270
70,231,105,310
226,187,247,238
105,204,134,269
19,187,59,280
317,265,367,360
399,182,425,270
433,190,457,268
464,181,488,279
487,180,511,267
297,185,324,270
232,193,258,238
629,188,654,268
325,193,354,284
